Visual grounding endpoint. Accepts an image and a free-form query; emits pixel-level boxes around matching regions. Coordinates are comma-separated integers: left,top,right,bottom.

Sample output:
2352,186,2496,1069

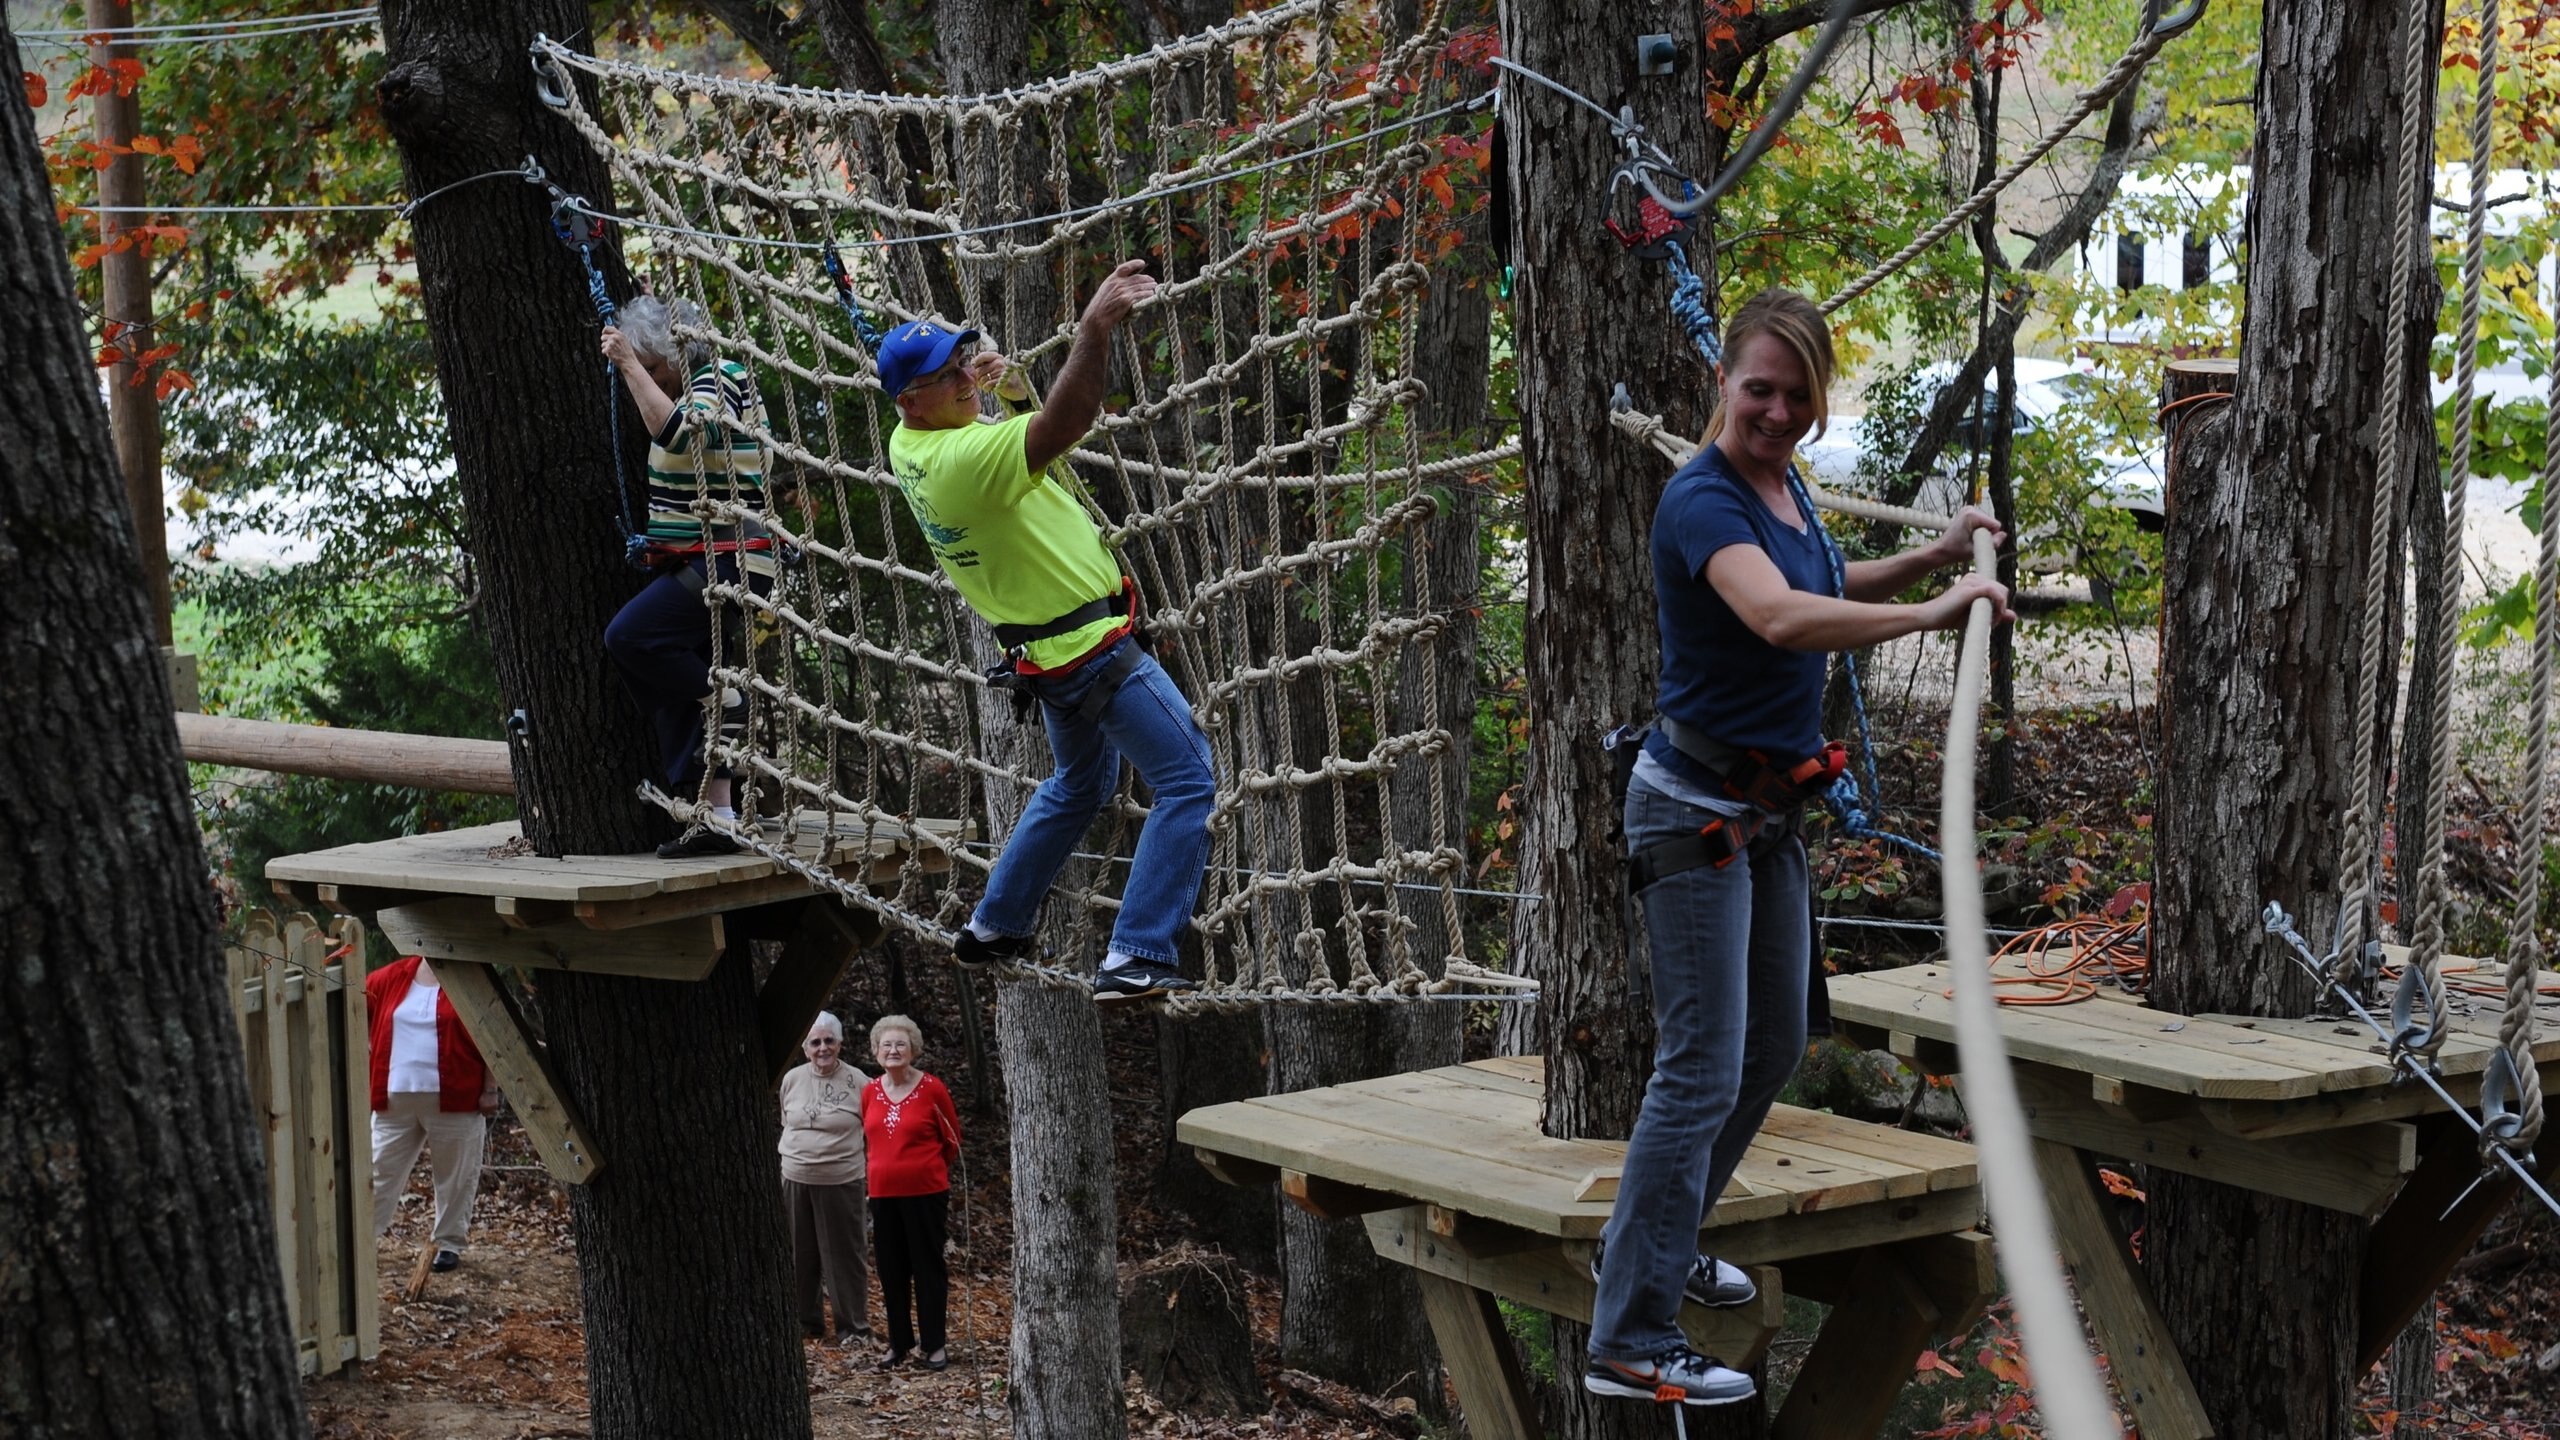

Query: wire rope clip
2476,1049,2534,1161
2387,962,2444,1073
529,36,573,110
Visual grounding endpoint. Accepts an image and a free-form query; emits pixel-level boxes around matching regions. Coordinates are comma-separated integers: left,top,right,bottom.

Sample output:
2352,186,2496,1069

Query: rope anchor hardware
529,35,574,110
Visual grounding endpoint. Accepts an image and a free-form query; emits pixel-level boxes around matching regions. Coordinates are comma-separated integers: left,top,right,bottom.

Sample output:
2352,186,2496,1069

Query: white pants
371,1093,486,1253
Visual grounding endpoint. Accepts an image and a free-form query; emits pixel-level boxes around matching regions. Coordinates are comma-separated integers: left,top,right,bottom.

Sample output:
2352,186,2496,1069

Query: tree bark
377,5,812,1437
931,6,1129,1436
1499,0,1722,1433
2148,0,2444,1434
0,19,310,1434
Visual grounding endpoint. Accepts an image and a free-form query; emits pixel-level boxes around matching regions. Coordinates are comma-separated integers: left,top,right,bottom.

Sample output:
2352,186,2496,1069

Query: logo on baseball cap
876,320,982,397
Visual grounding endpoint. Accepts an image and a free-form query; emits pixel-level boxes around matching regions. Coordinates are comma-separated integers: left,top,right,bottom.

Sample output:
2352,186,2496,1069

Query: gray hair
869,1012,926,1063
617,295,713,372
805,1011,845,1044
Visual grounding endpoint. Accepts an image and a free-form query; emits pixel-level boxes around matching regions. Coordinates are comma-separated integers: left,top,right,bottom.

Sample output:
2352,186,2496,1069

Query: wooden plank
2355,1122,2556,1370
331,916,380,1366
1366,1208,1782,1371
1888,1030,1962,1077
2004,1062,2416,1216
1411,1270,1539,1440
1695,1186,1985,1267
1834,967,2333,1098
376,897,725,982
317,883,452,920
2202,1010,2552,1080
1769,1250,1939,1440
432,960,602,1185
288,917,344,1376
1177,1097,1615,1237
2034,1139,2212,1440
2203,1058,2560,1138
1337,1071,1808,1216
1283,1169,1409,1219
1755,1105,1981,1190
254,913,301,1345
757,902,881,1083
1362,1068,1916,1210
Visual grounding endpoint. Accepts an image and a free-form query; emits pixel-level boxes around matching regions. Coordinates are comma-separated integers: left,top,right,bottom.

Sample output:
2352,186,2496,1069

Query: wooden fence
227,911,379,1376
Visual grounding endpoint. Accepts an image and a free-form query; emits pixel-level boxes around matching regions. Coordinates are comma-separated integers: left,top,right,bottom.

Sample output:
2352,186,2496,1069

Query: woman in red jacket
862,1013,960,1371
367,956,499,1272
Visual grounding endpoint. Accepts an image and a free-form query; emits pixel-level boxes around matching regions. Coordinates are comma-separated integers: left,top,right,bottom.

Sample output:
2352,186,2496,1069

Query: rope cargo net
533,3,1530,1011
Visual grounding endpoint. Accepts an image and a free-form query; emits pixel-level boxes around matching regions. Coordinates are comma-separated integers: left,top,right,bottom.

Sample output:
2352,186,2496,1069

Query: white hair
805,1011,845,1044
617,295,713,372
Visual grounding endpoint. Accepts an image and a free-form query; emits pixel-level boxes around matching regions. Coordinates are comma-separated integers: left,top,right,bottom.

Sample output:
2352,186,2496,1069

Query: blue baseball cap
875,319,981,397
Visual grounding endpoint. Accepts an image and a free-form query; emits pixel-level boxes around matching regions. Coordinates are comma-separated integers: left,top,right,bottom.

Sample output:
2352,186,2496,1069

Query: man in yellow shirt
883,260,1211,1003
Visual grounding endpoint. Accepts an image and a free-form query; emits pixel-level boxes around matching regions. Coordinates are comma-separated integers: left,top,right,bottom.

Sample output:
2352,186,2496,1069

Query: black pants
601,554,766,793
870,1190,949,1354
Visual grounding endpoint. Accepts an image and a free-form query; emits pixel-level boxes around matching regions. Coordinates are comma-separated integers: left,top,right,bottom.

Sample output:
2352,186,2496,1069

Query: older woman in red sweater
862,1013,960,1371
367,956,498,1272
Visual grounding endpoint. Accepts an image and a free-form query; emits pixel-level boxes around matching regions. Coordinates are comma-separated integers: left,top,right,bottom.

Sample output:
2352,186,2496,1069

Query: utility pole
88,0,171,649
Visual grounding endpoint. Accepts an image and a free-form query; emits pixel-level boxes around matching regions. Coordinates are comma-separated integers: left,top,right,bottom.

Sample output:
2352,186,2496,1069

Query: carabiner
530,37,573,110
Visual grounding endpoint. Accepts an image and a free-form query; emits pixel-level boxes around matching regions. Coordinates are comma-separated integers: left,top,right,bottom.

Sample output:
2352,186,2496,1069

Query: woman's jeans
1588,772,1809,1363
973,636,1216,965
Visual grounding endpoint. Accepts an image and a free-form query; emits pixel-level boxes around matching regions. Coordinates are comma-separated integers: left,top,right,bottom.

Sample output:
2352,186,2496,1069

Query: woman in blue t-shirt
1583,288,2013,1411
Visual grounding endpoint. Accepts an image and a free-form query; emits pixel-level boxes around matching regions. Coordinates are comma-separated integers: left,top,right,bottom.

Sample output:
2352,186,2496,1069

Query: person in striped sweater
600,296,777,858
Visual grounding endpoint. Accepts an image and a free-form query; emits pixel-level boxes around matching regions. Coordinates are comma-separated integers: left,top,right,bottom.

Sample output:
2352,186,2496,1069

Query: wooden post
177,713,517,795
1411,1271,1538,1440
757,901,881,1082
85,0,168,646
430,959,603,1184
2355,1120,2552,1370
332,917,380,1365
2033,1138,2212,1440
1768,1251,1940,1440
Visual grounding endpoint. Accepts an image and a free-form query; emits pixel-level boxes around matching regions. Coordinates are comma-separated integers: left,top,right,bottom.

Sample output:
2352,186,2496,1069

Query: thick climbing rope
2406,0,2504,1074
2505,306,2560,1156
2335,0,2441,994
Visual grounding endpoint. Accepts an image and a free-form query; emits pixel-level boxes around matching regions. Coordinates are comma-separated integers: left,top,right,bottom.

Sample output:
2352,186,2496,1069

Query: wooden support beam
1412,1270,1539,1440
309,882,451,921
1697,1186,1985,1268
1283,1169,1408,1220
496,897,574,930
758,902,883,1083
2004,1062,2415,1215
1427,1205,1545,1259
2199,1061,2560,1139
376,896,725,981
1366,1208,1781,1369
1889,1029,1962,1076
2355,1121,2554,1370
179,712,515,794
2034,1138,2211,1440
430,960,602,1185
1769,1250,1938,1440
2093,1074,2193,1123
1192,1146,1280,1189
1571,1167,1618,1203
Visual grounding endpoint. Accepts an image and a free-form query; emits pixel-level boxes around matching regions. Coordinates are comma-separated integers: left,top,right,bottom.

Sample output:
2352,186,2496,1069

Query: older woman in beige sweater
779,1011,869,1343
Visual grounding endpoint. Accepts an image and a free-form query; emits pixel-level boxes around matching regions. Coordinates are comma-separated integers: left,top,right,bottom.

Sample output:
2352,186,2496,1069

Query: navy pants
603,557,756,793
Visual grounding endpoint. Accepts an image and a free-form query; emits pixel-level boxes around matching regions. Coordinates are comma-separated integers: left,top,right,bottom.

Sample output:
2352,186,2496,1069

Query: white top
387,977,443,1094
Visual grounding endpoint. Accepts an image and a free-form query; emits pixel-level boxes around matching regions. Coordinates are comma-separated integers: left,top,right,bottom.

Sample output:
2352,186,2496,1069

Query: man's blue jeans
1588,772,1809,1363
973,636,1216,966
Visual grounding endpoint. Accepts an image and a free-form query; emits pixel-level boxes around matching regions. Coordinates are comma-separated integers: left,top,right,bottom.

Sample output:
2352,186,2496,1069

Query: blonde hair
869,1012,926,1063
1701,288,1835,448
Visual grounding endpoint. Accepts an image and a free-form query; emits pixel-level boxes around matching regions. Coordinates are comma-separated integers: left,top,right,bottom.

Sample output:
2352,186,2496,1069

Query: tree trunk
2148,1,2444,1434
1499,0,1722,1433
931,6,1129,1436
378,5,811,1436
0,24,310,1436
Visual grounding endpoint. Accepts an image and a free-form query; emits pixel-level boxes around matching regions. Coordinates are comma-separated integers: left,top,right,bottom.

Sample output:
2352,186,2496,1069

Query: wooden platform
1830,953,2560,1439
1180,1058,1997,1440
265,814,954,1187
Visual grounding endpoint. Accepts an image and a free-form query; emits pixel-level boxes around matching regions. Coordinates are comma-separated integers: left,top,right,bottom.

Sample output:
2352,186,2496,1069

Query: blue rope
550,205,648,566
1660,246,1939,865
820,241,891,354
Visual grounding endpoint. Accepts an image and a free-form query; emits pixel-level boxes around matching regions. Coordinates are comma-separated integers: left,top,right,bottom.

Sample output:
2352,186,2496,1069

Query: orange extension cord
1961,915,2560,1008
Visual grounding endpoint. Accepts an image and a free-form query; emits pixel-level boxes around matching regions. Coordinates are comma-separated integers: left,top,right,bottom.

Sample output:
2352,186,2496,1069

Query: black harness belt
1620,719,1847,894
990,577,1136,651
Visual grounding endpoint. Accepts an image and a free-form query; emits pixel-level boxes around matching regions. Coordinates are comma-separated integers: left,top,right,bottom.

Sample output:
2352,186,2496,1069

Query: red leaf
22,71,45,108
155,368,196,402
95,344,126,367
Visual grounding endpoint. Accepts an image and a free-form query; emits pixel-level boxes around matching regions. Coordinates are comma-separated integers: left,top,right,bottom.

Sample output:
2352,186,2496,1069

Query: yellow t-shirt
888,413,1126,671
